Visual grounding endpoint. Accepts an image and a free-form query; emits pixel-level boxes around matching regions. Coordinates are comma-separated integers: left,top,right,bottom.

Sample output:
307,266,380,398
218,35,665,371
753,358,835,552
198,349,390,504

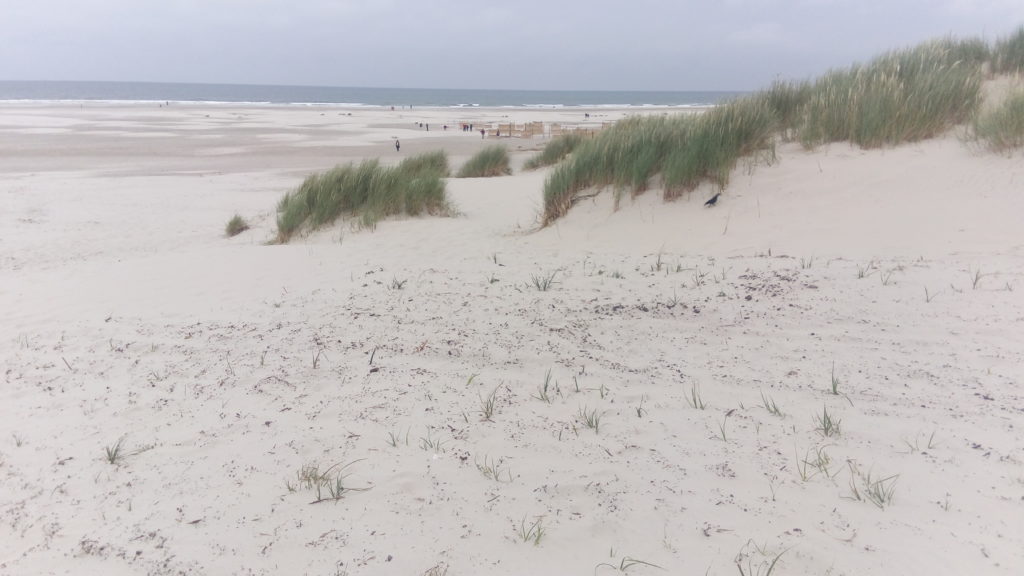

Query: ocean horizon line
0,80,745,108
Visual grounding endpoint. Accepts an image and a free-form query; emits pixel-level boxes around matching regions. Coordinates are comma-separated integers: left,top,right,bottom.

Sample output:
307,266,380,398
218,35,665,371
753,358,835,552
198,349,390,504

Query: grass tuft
104,437,125,465
814,405,842,437
685,383,707,410
294,460,368,504
530,270,559,291
517,517,546,546
578,406,603,433
523,133,584,170
760,391,783,417
225,214,249,237
457,145,512,178
972,88,1024,152
992,26,1024,74
275,152,450,242
541,33,1000,225
595,556,664,574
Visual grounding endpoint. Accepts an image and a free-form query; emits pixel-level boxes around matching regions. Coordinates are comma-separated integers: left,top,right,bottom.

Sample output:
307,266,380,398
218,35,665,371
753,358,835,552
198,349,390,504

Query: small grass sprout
636,395,648,418
476,455,513,483
533,369,555,403
517,516,546,546
295,460,368,504
386,429,410,447
420,430,447,453
104,437,126,465
685,383,707,410
862,469,899,509
970,267,988,289
578,406,603,433
760,391,783,417
814,405,842,437
735,546,789,576
595,556,664,574
479,386,499,421
530,270,559,291
717,409,733,442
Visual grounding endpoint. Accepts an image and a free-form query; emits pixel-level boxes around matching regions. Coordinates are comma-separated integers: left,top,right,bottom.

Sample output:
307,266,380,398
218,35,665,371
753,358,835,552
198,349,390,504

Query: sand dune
2,104,1022,575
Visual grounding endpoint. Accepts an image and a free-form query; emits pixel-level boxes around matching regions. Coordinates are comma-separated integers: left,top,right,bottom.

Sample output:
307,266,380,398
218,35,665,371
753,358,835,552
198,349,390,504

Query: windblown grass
542,100,775,223
457,145,512,178
800,38,984,148
225,214,249,237
972,88,1024,152
541,33,998,225
275,151,450,242
992,26,1024,74
523,133,584,170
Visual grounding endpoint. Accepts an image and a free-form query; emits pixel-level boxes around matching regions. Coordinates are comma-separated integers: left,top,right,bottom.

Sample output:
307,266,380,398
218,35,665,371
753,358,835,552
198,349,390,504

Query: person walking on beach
395,139,401,152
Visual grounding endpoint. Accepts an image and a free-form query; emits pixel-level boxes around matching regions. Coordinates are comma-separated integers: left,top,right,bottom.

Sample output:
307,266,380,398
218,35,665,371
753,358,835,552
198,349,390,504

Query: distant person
480,129,485,139
426,123,430,131
395,139,401,152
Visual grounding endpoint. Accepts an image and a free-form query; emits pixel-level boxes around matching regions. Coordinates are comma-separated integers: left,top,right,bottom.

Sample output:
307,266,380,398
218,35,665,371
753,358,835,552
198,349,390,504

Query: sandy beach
2,102,1023,576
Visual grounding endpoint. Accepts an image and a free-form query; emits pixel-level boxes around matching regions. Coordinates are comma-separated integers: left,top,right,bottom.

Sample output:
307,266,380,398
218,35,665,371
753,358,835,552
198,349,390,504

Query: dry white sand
1,103,1023,576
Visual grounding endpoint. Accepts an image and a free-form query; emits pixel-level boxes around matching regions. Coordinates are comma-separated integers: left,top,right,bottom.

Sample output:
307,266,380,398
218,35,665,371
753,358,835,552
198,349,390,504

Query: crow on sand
704,193,721,207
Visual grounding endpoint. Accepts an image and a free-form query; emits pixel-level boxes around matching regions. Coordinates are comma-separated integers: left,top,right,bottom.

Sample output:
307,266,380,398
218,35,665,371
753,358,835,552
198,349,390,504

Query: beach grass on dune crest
973,88,1024,152
541,34,998,225
799,38,984,148
275,151,450,242
523,133,584,170
543,99,776,224
992,26,1024,74
457,145,512,178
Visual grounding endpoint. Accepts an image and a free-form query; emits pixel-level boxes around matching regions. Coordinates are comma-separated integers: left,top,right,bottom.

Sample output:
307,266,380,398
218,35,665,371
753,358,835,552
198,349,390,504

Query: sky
1,0,1022,91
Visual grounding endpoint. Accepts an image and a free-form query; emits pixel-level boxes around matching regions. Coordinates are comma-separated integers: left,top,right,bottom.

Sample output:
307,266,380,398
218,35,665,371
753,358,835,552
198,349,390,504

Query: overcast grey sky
1,0,1022,91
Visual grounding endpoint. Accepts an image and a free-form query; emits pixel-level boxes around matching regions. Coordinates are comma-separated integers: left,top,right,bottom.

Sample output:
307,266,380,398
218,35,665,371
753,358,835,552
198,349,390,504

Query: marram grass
523,133,584,170
225,214,249,237
992,26,1024,74
275,151,450,242
973,88,1024,152
541,32,1003,225
457,145,512,178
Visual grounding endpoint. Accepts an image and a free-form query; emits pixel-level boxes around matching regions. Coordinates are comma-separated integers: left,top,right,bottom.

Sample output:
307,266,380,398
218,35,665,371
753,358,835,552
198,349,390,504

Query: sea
0,81,740,108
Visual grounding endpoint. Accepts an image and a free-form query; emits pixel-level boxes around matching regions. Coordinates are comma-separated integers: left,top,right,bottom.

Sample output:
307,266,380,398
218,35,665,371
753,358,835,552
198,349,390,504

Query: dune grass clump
275,151,450,242
225,214,249,237
540,34,1002,225
973,88,1024,152
542,100,775,223
542,115,686,223
394,149,449,179
457,145,512,178
800,38,984,148
992,26,1024,74
662,95,777,198
523,133,584,170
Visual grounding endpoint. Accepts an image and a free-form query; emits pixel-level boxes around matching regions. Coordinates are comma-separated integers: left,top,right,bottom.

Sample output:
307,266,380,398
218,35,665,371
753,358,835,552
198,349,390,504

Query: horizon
0,79,750,94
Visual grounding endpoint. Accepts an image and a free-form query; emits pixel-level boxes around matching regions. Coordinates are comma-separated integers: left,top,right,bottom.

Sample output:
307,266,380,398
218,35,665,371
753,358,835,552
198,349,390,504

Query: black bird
704,193,721,207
